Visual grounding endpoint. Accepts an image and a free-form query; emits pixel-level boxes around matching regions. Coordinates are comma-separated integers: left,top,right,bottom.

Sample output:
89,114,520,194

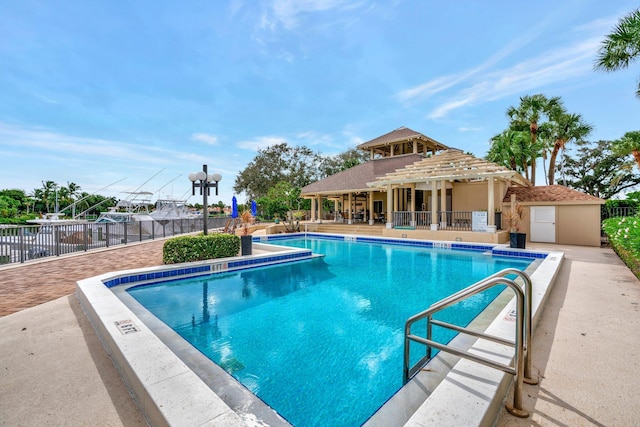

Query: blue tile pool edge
102,247,315,289
260,232,549,260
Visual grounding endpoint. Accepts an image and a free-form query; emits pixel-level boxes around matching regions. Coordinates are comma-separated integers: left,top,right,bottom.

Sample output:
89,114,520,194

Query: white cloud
458,126,483,132
191,132,219,145
425,35,602,119
398,24,546,104
397,15,615,120
236,135,287,151
268,0,354,30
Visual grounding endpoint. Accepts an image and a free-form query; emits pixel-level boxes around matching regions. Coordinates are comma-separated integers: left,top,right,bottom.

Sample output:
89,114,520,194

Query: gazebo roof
356,126,447,155
301,154,424,196
368,149,531,188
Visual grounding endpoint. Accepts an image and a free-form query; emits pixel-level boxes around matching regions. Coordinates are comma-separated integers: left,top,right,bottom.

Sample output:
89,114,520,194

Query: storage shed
503,185,605,247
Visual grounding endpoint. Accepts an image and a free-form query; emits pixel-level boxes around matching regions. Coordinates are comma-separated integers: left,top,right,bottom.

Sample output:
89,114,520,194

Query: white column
430,180,438,230
317,195,322,223
311,198,316,222
334,199,339,222
348,193,353,224
410,184,416,227
386,185,393,228
487,177,496,232
440,180,447,227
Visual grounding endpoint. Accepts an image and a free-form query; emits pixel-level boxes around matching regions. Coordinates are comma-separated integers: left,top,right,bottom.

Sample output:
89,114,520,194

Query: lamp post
189,165,222,235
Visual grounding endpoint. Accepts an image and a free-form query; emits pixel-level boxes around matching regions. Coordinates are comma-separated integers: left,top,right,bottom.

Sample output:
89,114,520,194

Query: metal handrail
436,268,536,384
403,269,535,418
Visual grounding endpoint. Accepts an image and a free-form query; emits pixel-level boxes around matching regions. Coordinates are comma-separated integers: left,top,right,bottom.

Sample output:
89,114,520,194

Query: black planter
241,235,252,255
495,212,502,230
509,232,526,249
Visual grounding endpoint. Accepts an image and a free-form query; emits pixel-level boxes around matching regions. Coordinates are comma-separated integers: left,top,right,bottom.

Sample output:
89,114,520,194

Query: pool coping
76,234,563,427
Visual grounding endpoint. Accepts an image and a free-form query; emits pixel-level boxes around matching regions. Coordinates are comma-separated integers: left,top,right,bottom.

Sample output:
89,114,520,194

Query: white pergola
367,149,531,230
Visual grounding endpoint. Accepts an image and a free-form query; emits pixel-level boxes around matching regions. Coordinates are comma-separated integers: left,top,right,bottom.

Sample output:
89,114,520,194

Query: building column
348,193,353,224
440,180,447,227
393,188,399,211
410,184,416,227
487,178,496,232
369,191,374,225
430,180,438,230
311,198,316,222
317,195,322,223
386,185,393,228
334,199,339,222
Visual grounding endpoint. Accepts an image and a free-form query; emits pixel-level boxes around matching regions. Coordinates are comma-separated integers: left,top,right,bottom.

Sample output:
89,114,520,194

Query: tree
234,143,324,200
557,140,640,199
506,94,562,185
486,129,532,173
320,148,369,176
546,112,593,185
595,8,640,98
613,130,640,169
256,181,308,230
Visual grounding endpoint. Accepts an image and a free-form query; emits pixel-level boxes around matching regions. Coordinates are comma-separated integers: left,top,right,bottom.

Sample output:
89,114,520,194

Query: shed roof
504,185,605,204
356,126,448,151
368,149,531,188
301,154,424,196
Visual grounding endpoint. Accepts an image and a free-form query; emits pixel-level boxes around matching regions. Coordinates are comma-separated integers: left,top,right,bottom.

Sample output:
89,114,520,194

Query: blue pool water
127,237,532,426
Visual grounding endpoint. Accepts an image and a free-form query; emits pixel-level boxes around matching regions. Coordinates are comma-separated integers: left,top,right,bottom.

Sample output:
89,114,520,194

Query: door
530,206,556,243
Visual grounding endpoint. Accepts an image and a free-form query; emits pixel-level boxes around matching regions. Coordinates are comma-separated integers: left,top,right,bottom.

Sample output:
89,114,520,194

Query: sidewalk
1,241,639,426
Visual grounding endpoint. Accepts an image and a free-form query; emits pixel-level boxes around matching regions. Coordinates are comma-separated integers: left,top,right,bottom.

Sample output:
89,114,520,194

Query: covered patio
366,149,531,243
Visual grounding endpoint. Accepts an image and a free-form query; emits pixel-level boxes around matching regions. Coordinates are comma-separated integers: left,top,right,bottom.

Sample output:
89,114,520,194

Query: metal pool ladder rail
402,268,538,418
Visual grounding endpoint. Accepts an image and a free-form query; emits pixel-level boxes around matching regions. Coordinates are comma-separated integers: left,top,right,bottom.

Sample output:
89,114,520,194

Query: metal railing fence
392,211,474,231
0,216,229,265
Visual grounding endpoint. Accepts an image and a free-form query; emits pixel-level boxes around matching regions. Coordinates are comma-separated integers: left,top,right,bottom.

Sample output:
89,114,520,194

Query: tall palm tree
547,112,593,185
613,130,640,169
507,94,562,185
595,8,640,98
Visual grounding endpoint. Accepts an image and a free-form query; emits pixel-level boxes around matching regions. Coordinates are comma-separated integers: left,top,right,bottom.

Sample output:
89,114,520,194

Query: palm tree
487,130,531,176
547,112,593,185
507,94,562,185
613,131,640,169
595,8,640,98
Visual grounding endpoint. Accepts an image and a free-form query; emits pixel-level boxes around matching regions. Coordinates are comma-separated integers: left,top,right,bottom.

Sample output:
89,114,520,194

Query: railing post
19,227,25,263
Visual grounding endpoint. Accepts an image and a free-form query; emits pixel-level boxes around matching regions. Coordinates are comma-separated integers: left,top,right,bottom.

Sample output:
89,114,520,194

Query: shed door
530,206,556,243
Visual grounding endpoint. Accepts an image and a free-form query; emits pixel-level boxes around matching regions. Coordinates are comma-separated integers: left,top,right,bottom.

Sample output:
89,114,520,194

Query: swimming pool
126,237,533,426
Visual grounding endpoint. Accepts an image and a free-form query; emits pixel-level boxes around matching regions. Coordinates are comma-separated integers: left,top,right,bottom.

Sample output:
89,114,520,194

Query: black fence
0,216,229,265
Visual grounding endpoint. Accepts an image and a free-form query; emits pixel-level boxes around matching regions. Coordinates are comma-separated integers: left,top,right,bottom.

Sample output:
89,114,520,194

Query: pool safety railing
402,269,537,418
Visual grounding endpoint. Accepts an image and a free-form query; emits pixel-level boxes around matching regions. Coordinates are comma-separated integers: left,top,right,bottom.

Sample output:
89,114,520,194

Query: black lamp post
189,165,221,235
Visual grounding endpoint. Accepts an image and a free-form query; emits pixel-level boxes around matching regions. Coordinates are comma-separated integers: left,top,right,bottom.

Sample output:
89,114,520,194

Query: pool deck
1,238,639,426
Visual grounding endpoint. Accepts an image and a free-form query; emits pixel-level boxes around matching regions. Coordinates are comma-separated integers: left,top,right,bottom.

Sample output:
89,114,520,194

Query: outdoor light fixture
189,164,221,235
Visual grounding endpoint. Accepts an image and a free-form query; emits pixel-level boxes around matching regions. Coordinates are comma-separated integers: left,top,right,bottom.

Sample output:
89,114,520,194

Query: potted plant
240,210,253,255
505,203,526,249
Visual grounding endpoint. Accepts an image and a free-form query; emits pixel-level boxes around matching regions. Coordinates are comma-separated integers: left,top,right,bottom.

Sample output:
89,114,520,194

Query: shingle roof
504,185,604,204
356,126,447,150
368,149,531,187
301,154,424,195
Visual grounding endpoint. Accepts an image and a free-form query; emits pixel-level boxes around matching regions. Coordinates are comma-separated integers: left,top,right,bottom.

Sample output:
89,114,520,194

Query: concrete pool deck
1,239,639,426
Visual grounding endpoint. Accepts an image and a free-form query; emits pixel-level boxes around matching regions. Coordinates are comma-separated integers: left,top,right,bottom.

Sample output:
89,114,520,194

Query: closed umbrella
251,200,257,217
231,196,238,218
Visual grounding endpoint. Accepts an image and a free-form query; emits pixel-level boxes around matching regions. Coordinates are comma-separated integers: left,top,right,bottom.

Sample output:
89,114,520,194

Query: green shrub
602,216,640,278
163,233,240,264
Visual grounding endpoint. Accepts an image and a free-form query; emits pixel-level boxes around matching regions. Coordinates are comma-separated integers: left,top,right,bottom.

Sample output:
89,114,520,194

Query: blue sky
1,0,639,206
